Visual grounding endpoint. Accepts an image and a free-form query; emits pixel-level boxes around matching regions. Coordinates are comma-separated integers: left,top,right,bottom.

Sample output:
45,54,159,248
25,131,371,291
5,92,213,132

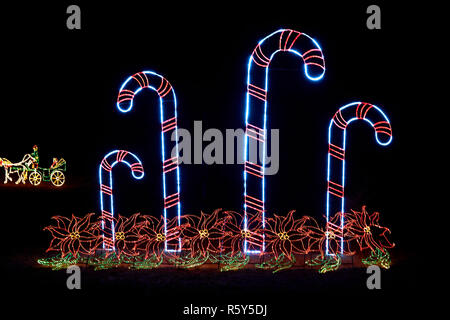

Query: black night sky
3,1,426,316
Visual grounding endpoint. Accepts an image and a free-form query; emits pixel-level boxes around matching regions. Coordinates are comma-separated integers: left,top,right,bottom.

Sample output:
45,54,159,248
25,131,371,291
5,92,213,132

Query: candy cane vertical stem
117,71,181,252
99,150,144,251
326,102,392,255
243,29,326,254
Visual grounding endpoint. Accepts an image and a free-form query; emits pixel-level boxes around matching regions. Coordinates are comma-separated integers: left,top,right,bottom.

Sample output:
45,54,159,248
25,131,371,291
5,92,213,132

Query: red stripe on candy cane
328,180,344,198
245,194,264,212
132,72,146,88
333,110,348,130
157,78,172,98
279,30,287,50
164,193,180,209
326,221,343,239
302,49,324,67
252,45,270,67
131,163,144,173
328,143,345,160
246,123,265,143
302,48,321,57
303,55,324,62
161,117,177,133
247,83,267,101
135,72,149,87
103,238,114,250
163,157,179,174
280,30,301,51
101,210,113,221
117,89,135,103
100,184,113,196
246,123,266,143
245,161,264,179
374,121,392,136
356,103,373,119
101,158,112,172
246,130,264,143
305,62,326,70
116,150,129,162
362,103,374,119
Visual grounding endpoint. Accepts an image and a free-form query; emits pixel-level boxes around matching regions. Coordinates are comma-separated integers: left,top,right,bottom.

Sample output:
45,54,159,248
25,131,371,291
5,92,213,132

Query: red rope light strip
245,161,264,179
116,150,129,163
328,180,344,198
246,123,265,143
117,89,135,104
130,163,144,174
163,157,178,174
356,103,373,119
326,221,343,238
156,77,172,98
374,121,392,136
132,72,149,88
101,158,112,172
161,117,177,133
247,83,267,101
164,192,180,209
332,110,348,130
101,210,113,221
328,143,345,160
279,29,302,51
245,194,264,212
252,44,270,67
100,184,113,196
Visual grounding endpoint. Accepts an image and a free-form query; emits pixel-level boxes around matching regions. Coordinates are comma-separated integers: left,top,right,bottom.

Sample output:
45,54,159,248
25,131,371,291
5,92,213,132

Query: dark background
2,1,424,317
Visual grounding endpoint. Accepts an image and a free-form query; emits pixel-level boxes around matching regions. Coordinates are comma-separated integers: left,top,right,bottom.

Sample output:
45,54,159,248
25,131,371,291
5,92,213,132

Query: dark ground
6,248,418,317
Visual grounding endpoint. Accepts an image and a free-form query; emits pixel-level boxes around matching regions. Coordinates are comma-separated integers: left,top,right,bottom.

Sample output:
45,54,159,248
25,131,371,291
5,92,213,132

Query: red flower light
222,210,263,256
181,209,225,257
112,213,143,258
344,206,394,253
264,211,310,259
138,215,181,259
44,213,101,258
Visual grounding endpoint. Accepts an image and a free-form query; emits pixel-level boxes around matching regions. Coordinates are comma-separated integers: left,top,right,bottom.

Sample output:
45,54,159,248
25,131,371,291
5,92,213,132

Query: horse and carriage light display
0,145,66,187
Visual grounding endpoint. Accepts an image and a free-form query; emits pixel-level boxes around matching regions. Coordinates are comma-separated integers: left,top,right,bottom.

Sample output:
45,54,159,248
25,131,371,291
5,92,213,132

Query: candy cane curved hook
99,150,144,251
326,102,392,255
117,70,181,252
243,29,326,254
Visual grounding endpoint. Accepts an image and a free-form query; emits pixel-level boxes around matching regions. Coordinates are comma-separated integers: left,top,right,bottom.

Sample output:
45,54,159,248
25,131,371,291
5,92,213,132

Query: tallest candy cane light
326,102,392,255
117,71,181,252
243,29,325,253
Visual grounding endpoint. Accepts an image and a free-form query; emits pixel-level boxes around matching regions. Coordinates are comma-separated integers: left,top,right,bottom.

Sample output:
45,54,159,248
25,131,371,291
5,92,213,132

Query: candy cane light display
243,29,326,253
326,102,392,255
117,71,181,252
99,150,144,251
